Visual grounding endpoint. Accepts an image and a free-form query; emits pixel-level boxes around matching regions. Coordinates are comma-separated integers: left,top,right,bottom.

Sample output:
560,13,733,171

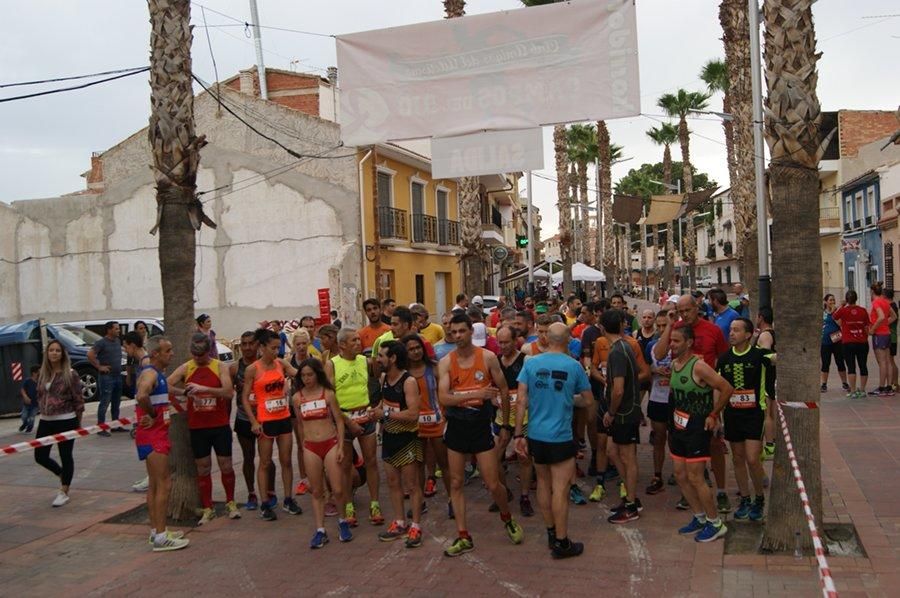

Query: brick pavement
1,324,899,596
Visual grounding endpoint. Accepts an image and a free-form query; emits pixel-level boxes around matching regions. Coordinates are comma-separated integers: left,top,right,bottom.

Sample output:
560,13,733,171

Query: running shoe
448,500,455,520
882,387,896,397
444,536,474,557
245,493,259,511
607,505,640,524
763,442,776,460
569,484,587,505
132,476,150,492
260,506,277,521
519,495,534,517
749,498,765,522
464,464,480,485
842,382,851,392
345,503,358,527
646,477,665,495
369,501,385,525
695,520,727,543
504,518,524,544
868,389,883,396
405,526,423,548
226,501,242,520
589,484,606,502
551,539,584,559
547,527,557,548
324,501,338,517
424,477,437,498
295,479,310,495
435,467,443,479
378,521,408,542
733,496,752,520
147,529,185,545
716,492,732,514
283,497,302,516
610,498,644,513
618,480,627,499
152,536,190,552
678,516,705,535
98,430,111,438
262,494,277,510
820,383,827,393
52,491,70,508
198,507,216,526
310,530,329,549
676,496,690,510
667,473,677,486
338,520,353,542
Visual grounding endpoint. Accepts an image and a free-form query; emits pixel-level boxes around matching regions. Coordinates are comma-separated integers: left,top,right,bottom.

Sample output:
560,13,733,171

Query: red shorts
303,437,338,460
135,405,171,460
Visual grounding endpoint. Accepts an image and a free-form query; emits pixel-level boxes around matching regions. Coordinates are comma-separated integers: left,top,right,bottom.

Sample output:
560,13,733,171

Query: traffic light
516,235,529,248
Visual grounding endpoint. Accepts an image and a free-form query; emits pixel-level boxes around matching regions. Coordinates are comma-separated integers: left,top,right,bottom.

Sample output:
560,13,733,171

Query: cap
472,323,487,347
472,295,484,305
666,294,680,304
535,304,548,314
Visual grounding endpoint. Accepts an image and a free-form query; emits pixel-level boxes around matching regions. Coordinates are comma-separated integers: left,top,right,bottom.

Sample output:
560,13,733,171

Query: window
725,266,732,285
885,243,894,290
376,171,393,208
415,274,425,305
848,266,855,291
411,181,425,216
844,194,852,225
436,188,449,245
867,186,877,221
855,191,864,225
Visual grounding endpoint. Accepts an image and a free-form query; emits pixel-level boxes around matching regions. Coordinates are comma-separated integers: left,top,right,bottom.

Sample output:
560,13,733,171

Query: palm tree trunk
578,160,589,266
678,117,697,290
640,224,648,298
663,146,676,291
554,125,574,294
148,0,202,520
570,164,581,264
598,121,616,287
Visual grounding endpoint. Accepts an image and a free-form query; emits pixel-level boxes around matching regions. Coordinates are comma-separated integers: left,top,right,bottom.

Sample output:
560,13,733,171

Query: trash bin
0,320,42,416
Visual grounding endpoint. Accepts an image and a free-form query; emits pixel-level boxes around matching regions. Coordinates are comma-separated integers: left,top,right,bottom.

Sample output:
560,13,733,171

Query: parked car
695,276,714,289
57,317,234,362
479,295,501,317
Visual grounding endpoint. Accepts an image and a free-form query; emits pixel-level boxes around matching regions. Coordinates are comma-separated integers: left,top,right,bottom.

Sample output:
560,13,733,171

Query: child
19,365,40,433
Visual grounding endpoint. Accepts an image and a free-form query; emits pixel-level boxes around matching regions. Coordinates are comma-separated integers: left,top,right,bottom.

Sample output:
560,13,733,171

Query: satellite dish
492,246,509,262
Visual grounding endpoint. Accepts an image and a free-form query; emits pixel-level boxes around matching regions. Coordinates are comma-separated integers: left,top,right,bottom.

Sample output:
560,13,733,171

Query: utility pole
526,171,535,297
749,0,771,308
371,148,382,300
248,0,268,100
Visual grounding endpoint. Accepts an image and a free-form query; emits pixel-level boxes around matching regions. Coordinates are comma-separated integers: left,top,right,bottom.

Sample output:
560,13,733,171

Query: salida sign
431,128,543,179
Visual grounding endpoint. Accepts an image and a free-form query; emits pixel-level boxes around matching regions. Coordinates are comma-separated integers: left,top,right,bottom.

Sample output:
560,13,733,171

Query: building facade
695,188,741,288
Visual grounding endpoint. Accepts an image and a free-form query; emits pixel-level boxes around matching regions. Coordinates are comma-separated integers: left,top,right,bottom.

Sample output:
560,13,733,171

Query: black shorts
668,427,711,462
647,401,670,424
443,417,495,455
234,417,254,440
190,425,233,459
382,432,422,468
596,401,611,436
261,418,292,438
892,343,897,357
724,409,765,443
610,420,640,445
527,438,577,465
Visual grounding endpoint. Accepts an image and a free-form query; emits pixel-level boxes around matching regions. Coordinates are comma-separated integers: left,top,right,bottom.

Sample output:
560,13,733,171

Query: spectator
88,321,123,436
19,365,39,433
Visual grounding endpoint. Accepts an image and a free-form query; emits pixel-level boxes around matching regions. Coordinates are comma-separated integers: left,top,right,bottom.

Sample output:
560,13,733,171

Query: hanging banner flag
336,0,640,146
431,128,543,179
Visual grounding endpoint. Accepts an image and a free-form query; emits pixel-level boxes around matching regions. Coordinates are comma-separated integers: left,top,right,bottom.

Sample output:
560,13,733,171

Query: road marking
429,532,534,597
616,526,652,596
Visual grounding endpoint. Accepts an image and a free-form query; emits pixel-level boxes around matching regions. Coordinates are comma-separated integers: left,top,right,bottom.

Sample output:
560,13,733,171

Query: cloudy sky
2,0,898,237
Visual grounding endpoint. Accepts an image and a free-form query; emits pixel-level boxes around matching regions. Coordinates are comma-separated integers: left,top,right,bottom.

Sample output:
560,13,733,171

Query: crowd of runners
29,290,780,558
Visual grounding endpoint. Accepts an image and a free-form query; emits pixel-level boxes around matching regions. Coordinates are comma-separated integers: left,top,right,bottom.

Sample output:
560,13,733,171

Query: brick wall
839,110,898,158
224,69,322,118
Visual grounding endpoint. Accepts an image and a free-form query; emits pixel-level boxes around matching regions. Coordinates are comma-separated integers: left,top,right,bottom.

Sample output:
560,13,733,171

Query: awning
612,194,644,224
498,261,560,285
678,187,718,217
551,261,606,283
641,194,683,225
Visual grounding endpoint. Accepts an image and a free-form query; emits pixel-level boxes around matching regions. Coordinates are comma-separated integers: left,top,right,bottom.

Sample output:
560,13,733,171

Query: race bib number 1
300,399,328,419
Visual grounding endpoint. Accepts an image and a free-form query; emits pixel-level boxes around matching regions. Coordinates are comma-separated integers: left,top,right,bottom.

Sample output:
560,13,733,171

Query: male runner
411,303,445,345
381,297,397,325
516,310,538,344
755,306,778,459
168,334,238,524
438,313,524,556
668,325,734,542
646,312,672,495
718,318,775,521
359,298,390,354
516,323,593,558
134,336,188,551
522,314,552,355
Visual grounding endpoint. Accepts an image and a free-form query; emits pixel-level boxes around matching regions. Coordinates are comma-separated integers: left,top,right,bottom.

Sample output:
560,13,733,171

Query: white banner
336,0,639,146
431,128,543,179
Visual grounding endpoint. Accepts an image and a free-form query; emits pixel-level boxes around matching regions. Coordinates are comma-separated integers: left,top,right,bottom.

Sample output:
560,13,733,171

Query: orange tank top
253,359,289,422
448,348,493,419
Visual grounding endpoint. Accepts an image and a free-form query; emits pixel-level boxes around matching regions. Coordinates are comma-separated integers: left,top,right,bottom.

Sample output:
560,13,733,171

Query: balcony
706,245,716,259
481,206,504,244
723,241,733,257
819,206,841,235
438,218,460,247
411,213,438,245
378,206,408,241
865,215,875,227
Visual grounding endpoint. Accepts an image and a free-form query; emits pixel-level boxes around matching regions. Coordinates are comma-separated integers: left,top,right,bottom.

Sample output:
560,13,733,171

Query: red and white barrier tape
775,401,838,598
0,417,133,457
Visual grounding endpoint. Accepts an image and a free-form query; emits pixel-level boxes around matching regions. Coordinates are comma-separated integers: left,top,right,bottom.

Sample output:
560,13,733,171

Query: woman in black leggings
34,340,84,507
833,290,871,399
821,294,850,392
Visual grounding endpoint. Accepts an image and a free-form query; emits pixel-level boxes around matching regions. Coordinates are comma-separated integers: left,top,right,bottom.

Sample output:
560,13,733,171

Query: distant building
695,188,740,288
543,234,561,262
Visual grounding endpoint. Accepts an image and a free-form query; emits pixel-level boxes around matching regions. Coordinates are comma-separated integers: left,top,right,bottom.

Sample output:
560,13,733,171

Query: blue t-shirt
278,331,288,358
714,307,740,340
517,352,590,443
433,342,456,362
568,338,582,360
822,311,840,345
22,378,38,403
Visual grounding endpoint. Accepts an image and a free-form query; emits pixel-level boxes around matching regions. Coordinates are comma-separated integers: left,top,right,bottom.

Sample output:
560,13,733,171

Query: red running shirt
870,297,891,336
674,318,728,368
833,305,869,344
185,359,229,429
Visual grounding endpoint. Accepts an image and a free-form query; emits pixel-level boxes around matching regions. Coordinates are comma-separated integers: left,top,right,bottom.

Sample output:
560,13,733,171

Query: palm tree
700,60,734,188
597,121,616,287
646,122,679,289
443,0,484,295
148,0,205,519
760,0,831,552
658,89,710,290
720,0,759,311
567,124,598,264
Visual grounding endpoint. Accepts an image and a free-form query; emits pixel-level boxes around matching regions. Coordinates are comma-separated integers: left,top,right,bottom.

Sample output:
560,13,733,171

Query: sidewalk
0,349,898,596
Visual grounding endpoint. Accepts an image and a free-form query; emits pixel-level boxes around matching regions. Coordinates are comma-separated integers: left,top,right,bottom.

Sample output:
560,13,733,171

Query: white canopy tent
551,262,606,283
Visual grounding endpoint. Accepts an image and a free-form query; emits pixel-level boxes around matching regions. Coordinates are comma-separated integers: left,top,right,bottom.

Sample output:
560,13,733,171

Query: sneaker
405,526,423,548
589,484,606,502
295,479,310,495
282,497,302,516
842,382,851,392
226,501,242,520
611,498,643,513
868,388,883,396
519,495,534,517
338,520,353,542
716,493,732,514
447,500,455,520
424,477,437,498
464,465,480,485
607,505,640,524
504,518,524,544
856,390,867,399
325,501,338,517
733,496,752,520
618,480,627,499
847,389,858,398
152,536,190,552
695,520,728,543
369,501,384,525
678,516,705,535
820,383,827,393
676,496,690,510
260,506,277,521
52,491,70,508
667,473,677,486
646,477,665,495
98,430,111,437
551,539,585,559
132,476,149,492
262,494,277,510
882,387,896,397
345,503,358,526
245,493,258,511
749,498,765,522
569,484,587,505
763,443,776,461
378,521,408,542
18,424,25,432
444,536,474,557
435,467,443,479
198,507,216,526
310,529,329,549
147,529,185,545
547,528,557,548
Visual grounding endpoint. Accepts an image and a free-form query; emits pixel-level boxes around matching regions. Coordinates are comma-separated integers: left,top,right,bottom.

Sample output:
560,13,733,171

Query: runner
869,282,895,396
522,314,552,356
134,336,189,551
709,289,740,340
382,297,397,325
433,312,458,361
167,333,239,525
833,290,870,399
754,307,778,460
316,324,339,363
375,341,425,548
646,312,672,495
668,325,734,543
563,294,582,326
515,323,593,558
820,294,850,393
402,334,452,517
718,318,776,521
372,306,435,373
124,332,151,492
516,310,538,344
493,326,534,517
411,303,445,345
292,357,352,548
438,313,524,557
230,331,275,510
324,327,383,527
240,328,302,521
359,298,391,355
289,330,313,496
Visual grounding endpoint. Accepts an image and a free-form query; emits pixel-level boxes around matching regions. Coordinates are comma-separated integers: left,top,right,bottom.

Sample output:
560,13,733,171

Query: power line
0,67,149,104
0,67,147,89
192,3,336,38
